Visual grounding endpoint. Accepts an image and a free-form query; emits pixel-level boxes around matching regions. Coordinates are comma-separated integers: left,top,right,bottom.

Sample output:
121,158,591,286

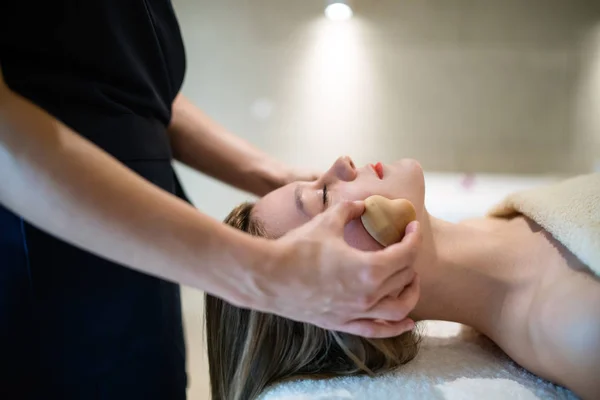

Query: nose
325,156,357,182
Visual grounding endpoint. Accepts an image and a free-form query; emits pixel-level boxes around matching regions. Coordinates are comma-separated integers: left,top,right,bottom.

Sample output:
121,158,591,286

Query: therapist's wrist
258,163,321,194
243,159,288,196
204,226,278,309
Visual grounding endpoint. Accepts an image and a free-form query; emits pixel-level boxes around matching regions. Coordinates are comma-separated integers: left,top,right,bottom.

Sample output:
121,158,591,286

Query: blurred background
170,0,600,398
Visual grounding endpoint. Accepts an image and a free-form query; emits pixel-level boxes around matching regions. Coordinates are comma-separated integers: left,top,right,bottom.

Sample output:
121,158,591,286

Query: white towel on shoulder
487,173,600,276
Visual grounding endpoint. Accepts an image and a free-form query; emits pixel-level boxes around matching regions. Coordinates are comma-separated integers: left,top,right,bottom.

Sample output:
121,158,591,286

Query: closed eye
322,184,329,207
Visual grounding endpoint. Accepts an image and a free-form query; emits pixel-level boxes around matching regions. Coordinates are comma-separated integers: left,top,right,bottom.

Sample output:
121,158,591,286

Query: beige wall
171,1,600,399
175,0,600,177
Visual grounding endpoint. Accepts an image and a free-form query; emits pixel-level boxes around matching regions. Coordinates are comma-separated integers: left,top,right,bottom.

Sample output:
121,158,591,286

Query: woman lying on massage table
205,156,600,400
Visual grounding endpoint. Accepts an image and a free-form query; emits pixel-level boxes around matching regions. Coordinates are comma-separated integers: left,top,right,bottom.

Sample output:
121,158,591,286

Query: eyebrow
294,184,306,215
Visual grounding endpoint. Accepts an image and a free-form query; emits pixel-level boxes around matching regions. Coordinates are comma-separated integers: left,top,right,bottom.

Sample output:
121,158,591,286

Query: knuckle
357,294,374,310
378,300,404,320
343,199,355,207
360,264,383,287
359,324,376,338
336,200,352,214
409,286,421,308
403,267,417,283
338,199,350,208
391,305,409,320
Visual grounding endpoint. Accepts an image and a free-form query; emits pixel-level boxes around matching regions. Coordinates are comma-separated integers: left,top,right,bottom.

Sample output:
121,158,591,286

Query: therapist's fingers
341,317,416,339
318,200,365,234
365,221,421,284
379,221,421,266
386,273,420,319
381,268,420,304
357,268,417,319
288,167,321,184
343,275,420,337
381,267,417,302
360,274,420,323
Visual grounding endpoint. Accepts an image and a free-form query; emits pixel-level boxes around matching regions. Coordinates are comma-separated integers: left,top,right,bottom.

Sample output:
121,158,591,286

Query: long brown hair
205,202,421,400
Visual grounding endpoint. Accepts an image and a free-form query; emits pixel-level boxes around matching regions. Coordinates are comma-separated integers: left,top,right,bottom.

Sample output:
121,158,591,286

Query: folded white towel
258,321,578,400
488,172,600,276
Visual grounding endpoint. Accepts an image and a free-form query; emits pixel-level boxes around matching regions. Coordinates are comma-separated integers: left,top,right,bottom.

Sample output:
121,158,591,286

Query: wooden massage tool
361,195,417,247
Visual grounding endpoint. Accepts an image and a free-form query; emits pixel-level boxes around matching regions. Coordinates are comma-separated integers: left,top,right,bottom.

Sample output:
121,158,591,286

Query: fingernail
406,221,419,234
374,319,392,326
404,318,415,330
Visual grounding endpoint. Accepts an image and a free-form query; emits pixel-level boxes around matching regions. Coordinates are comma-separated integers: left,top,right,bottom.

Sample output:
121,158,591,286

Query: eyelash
322,184,329,207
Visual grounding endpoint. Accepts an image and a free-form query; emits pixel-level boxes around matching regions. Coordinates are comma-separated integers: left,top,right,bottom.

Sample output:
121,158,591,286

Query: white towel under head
258,321,577,400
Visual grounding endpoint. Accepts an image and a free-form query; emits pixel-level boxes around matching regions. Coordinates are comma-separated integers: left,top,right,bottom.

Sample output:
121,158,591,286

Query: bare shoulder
459,216,511,232
481,215,600,398
527,233,600,399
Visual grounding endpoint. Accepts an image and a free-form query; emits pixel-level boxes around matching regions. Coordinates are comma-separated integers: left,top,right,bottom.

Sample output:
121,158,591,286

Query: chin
390,159,426,214
392,158,422,170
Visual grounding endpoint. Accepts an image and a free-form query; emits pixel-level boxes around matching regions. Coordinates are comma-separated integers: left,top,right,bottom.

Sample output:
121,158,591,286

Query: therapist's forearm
0,83,269,302
168,94,288,197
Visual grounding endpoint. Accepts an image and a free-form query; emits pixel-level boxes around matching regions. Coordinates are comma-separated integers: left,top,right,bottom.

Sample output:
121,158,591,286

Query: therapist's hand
282,167,321,186
254,200,421,338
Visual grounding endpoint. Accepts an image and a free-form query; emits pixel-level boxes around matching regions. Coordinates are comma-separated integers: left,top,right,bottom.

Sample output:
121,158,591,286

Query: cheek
343,220,384,252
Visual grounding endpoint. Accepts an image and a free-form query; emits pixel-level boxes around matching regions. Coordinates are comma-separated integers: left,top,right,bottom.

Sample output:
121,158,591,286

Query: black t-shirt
0,0,186,163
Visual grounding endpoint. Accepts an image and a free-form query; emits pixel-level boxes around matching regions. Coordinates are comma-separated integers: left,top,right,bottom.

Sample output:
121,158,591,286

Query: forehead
252,183,310,238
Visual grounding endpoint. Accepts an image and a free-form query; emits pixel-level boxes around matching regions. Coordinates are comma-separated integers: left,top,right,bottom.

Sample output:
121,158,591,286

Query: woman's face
253,156,426,251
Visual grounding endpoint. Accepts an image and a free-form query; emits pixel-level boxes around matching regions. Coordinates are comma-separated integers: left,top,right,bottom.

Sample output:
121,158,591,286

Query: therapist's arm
168,94,317,197
0,79,271,301
0,78,422,338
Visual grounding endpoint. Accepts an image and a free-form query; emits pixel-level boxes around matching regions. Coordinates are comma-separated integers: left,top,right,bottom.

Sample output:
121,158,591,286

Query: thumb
323,200,365,231
304,170,321,181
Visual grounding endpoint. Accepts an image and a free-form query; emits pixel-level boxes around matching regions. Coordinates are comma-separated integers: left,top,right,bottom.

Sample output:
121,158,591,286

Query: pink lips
370,162,384,179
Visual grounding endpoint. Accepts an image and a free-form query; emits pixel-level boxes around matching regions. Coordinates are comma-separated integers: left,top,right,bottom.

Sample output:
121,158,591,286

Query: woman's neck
409,214,521,336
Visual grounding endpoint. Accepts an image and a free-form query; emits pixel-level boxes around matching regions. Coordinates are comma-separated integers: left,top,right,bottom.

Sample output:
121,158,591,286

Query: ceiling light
325,1,353,21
